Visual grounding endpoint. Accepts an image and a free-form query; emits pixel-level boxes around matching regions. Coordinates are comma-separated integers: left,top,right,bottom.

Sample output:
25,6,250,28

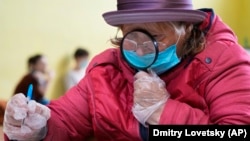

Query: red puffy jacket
5,10,250,141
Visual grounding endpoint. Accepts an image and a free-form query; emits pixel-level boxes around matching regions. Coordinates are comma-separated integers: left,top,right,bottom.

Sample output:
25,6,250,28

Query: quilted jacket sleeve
43,76,93,140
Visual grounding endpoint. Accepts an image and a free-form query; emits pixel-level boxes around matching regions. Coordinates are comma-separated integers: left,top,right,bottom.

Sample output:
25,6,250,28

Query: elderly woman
3,0,250,141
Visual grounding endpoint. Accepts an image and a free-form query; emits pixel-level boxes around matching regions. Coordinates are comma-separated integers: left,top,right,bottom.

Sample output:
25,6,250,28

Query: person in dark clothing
13,54,52,105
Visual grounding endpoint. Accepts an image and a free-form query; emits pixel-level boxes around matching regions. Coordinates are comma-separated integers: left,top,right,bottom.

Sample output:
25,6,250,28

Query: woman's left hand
132,70,170,126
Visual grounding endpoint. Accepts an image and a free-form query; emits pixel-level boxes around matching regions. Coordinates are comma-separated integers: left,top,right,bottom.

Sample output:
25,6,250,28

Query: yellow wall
239,0,250,48
0,0,249,101
193,0,249,47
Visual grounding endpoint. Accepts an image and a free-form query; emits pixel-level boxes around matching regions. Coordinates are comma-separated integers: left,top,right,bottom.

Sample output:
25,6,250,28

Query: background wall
238,0,250,48
0,0,117,100
0,0,249,101
193,0,250,48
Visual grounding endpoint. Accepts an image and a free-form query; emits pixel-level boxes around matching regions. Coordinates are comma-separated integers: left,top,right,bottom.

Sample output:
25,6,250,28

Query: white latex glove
3,93,50,141
132,70,170,127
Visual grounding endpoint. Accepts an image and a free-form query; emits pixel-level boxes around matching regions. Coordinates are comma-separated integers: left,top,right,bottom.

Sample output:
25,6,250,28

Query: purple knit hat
103,0,207,26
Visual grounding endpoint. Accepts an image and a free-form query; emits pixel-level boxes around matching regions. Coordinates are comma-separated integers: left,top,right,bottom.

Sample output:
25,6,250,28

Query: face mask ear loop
176,34,181,46
175,34,182,60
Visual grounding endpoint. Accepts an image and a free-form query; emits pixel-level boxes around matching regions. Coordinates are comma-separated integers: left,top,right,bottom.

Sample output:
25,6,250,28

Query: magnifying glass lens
121,30,158,70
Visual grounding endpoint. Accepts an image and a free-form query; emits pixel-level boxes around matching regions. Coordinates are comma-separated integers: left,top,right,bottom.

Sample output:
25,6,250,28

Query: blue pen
26,84,33,101
21,84,33,128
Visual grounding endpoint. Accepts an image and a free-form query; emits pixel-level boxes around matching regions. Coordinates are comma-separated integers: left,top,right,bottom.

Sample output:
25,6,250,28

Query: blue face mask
123,44,180,75
80,60,88,68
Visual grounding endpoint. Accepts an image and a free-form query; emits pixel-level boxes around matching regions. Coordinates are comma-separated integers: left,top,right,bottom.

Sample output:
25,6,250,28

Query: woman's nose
136,47,145,56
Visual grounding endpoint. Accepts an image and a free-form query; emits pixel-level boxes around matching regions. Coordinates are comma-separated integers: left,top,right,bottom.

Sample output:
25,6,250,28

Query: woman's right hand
3,93,51,141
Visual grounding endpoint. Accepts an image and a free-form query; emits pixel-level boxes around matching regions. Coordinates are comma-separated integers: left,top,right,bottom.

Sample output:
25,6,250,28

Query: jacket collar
86,48,136,83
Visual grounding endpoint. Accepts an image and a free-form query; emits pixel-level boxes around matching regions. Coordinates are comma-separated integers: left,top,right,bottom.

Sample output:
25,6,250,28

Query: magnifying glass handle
136,68,157,78
146,68,157,77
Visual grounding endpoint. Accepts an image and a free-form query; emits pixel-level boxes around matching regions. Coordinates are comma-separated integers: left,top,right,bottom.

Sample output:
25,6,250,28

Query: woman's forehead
121,22,174,35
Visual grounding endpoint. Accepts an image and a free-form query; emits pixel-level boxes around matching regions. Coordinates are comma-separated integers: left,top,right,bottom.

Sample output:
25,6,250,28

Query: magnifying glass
120,29,159,72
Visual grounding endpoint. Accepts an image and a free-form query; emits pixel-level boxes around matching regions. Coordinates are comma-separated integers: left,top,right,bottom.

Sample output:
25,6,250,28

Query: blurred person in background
65,47,89,90
13,54,53,105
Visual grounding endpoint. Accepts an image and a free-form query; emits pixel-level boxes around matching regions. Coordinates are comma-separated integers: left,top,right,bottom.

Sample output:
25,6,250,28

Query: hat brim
103,9,207,26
